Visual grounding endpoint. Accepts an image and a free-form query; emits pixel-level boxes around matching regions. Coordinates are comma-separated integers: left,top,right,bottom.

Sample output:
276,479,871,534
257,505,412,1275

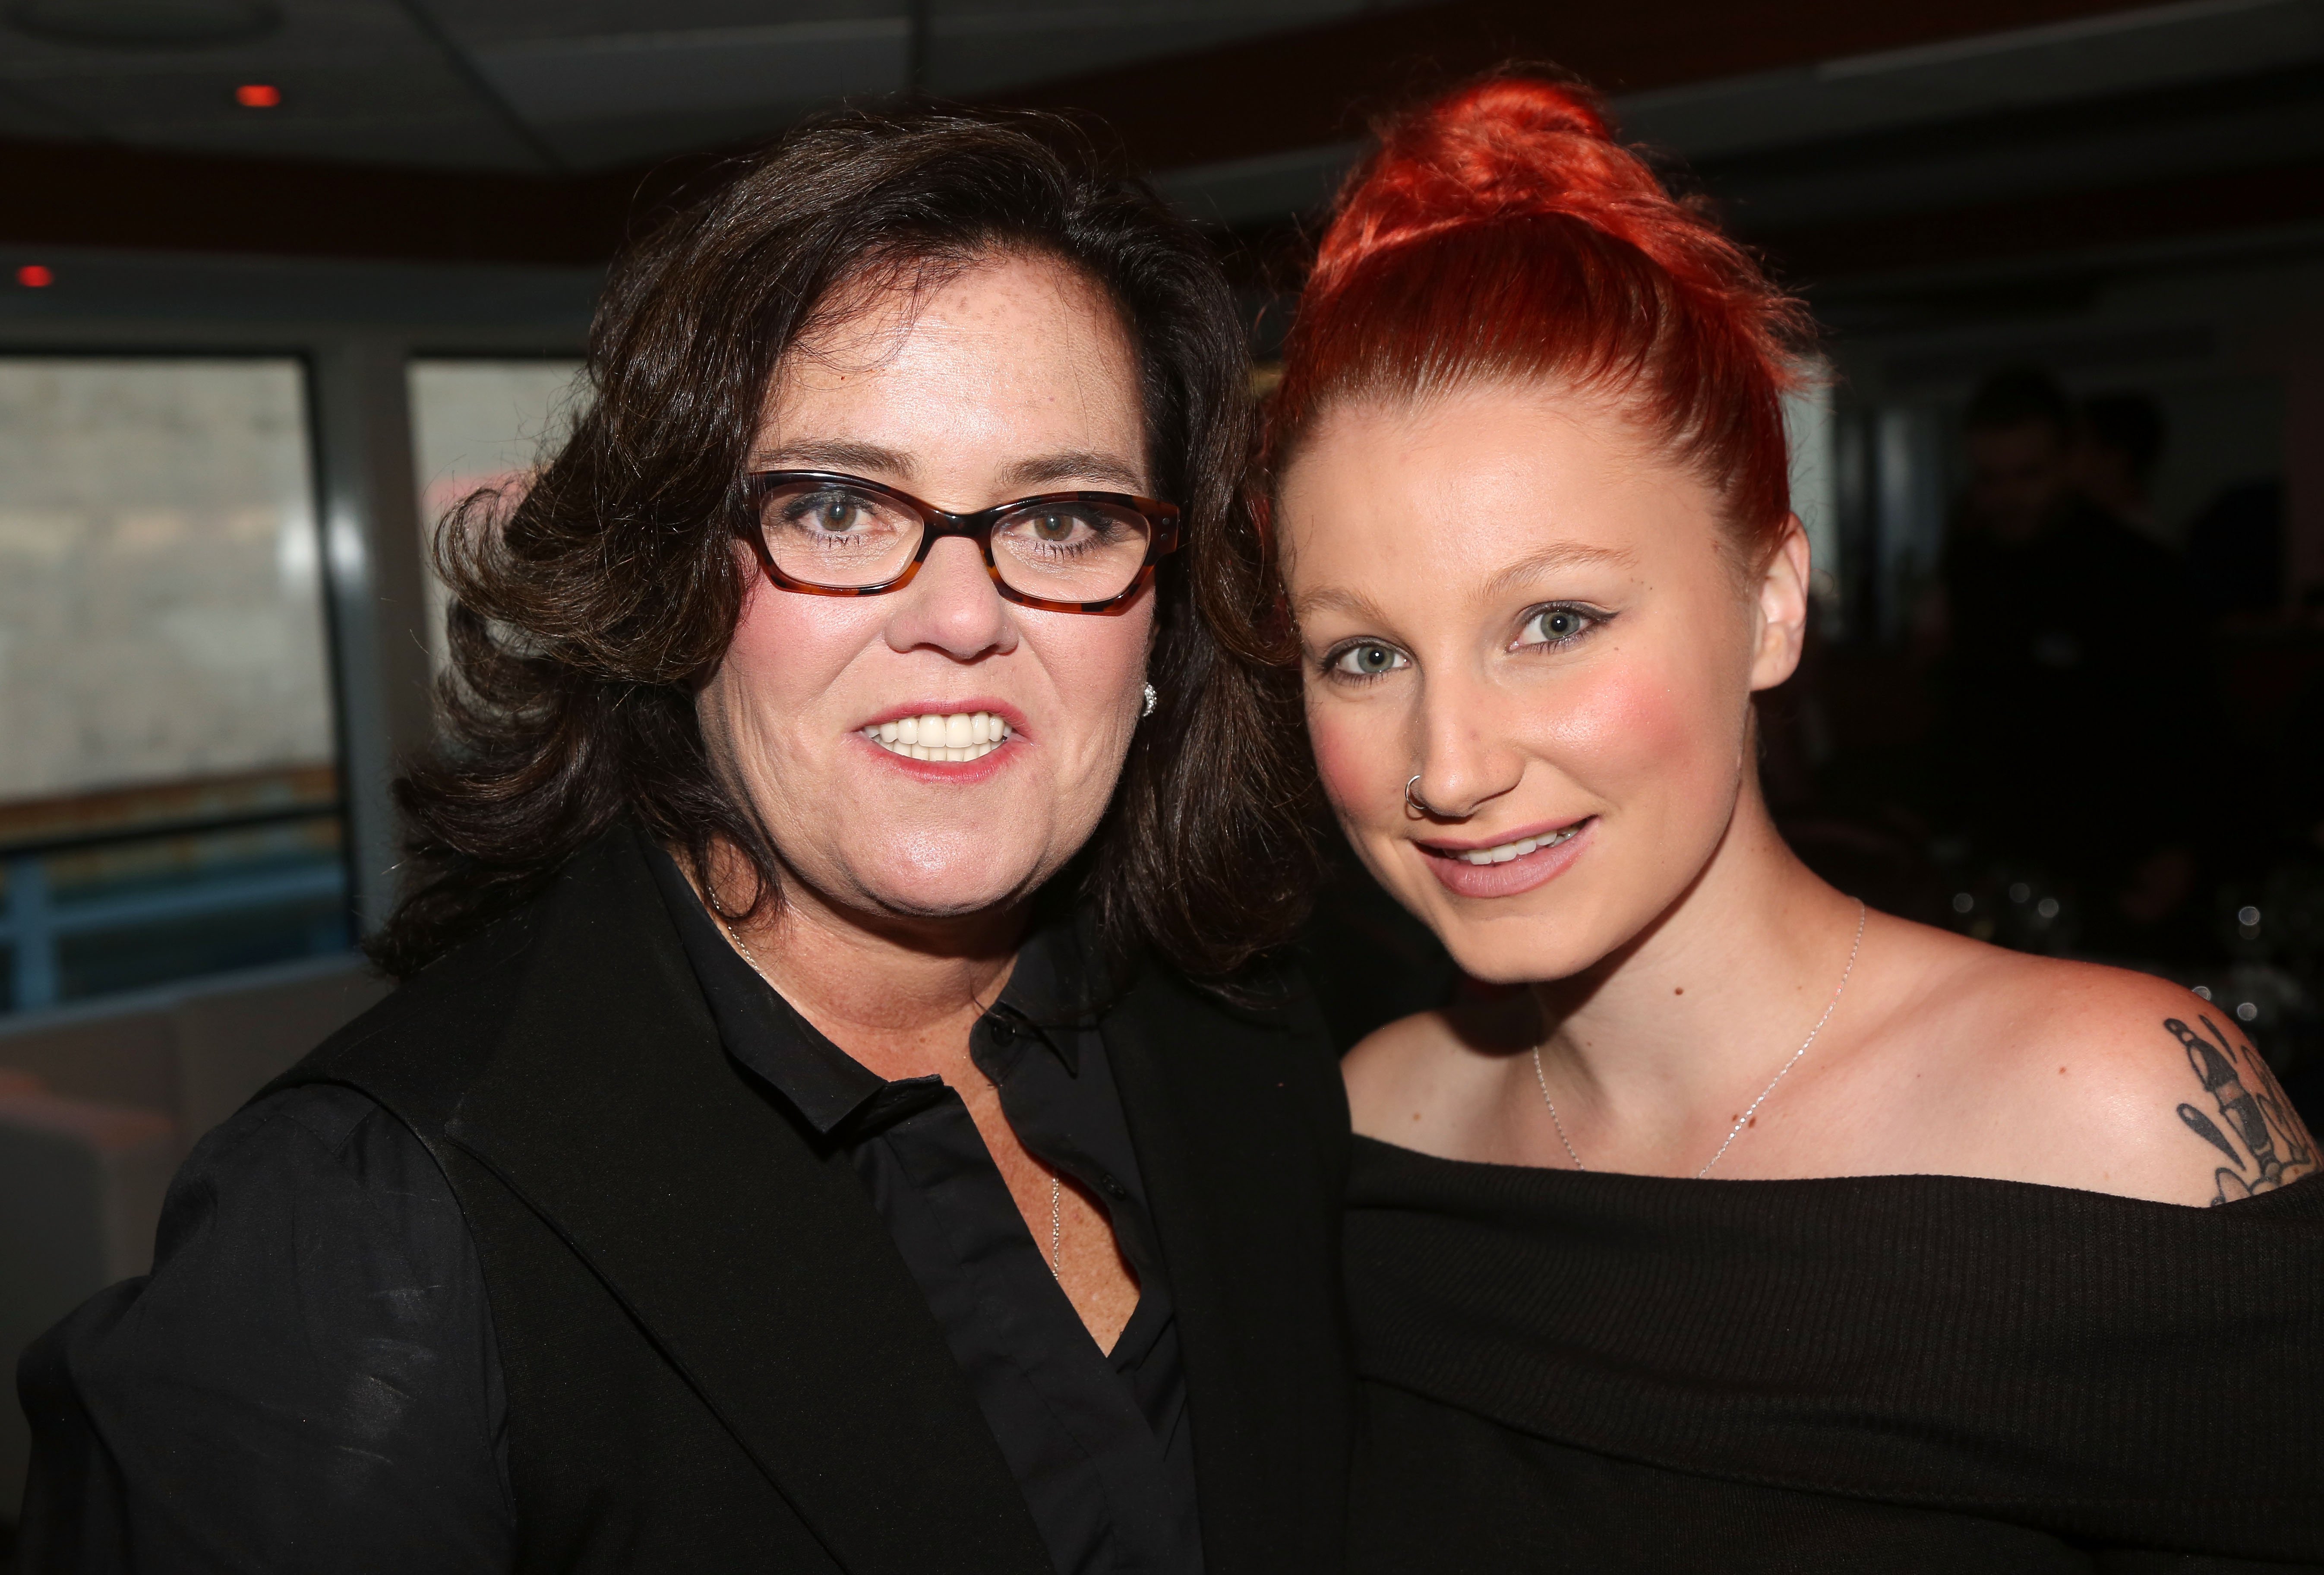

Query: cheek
1539,624,1748,810
1018,601,1153,754
1035,604,1150,689
1308,698,1394,817
709,576,894,771
723,582,860,713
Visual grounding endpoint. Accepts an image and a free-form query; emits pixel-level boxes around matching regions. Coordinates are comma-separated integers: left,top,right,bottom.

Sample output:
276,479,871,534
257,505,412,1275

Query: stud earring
1141,682,1158,718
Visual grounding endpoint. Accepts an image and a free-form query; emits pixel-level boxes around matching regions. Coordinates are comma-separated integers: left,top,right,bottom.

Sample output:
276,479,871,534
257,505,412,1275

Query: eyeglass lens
758,478,1155,601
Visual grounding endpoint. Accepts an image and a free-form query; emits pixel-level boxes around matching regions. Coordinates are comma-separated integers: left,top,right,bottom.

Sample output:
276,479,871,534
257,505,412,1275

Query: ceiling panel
514,99,838,169
0,0,543,168
1152,0,2324,231
1621,0,2324,162
0,81,95,138
437,0,897,45
5,0,2318,239
473,17,908,153
1703,63,2324,234
925,0,1361,98
0,0,1453,174
458,0,1375,167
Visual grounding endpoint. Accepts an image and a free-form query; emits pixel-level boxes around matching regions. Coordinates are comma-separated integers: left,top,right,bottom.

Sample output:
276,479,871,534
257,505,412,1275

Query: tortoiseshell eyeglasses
739,471,1181,614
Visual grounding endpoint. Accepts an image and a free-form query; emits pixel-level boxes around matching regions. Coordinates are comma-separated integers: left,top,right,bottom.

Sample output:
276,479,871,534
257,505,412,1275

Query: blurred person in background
17,104,1350,1575
1257,71,2321,1572
1935,367,2210,954
2186,476,2287,621
2074,389,2166,536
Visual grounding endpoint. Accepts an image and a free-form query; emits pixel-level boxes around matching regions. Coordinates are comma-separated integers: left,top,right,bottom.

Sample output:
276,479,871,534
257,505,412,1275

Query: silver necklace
1531,899,1867,1179
707,885,1064,1278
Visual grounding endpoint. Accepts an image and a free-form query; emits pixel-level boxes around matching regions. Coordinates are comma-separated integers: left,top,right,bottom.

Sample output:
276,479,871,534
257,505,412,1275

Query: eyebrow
996,449,1148,495
1291,584,1395,626
1291,540,1636,628
746,442,1148,497
1481,541,1639,596
749,438,913,477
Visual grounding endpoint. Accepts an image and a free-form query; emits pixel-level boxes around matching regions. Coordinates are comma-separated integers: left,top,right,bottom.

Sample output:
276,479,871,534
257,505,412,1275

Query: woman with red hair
1262,73,2324,1568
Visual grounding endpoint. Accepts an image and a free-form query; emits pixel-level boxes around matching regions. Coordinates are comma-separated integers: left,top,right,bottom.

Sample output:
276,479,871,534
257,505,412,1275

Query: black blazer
265,826,1351,1575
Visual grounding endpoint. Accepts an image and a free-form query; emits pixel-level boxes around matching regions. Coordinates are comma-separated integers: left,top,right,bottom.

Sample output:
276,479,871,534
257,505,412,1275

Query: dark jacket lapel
1105,965,1354,1575
443,828,1054,1575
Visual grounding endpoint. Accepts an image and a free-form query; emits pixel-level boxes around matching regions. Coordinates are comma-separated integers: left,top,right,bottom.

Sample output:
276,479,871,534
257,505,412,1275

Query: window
408,358,587,667
0,357,347,1012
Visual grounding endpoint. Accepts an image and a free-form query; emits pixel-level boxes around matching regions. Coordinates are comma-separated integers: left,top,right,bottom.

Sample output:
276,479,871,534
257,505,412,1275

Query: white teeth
1458,825,1579,866
863,711,1012,764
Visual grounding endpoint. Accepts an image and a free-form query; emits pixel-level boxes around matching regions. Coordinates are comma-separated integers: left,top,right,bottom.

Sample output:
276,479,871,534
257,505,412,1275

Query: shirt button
1099,1173,1128,1200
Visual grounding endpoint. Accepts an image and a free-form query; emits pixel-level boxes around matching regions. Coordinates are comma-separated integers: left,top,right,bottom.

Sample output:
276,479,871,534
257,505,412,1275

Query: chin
1436,926,1605,988
846,839,1058,921
1409,879,1636,988
867,889,1028,922
852,870,1036,921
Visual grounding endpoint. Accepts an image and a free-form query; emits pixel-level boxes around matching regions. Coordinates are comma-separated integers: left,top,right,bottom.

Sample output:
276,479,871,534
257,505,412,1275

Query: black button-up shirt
15,854,1202,1575
647,848,1203,1575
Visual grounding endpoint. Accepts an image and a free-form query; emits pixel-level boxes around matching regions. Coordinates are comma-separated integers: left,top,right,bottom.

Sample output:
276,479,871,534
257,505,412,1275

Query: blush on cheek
1539,645,1742,842
726,570,793,667
1553,665,1693,761
1309,710,1394,822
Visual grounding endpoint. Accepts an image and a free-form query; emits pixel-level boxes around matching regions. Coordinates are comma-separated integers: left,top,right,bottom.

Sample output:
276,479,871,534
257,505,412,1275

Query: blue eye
1520,606,1598,647
1331,642,1408,678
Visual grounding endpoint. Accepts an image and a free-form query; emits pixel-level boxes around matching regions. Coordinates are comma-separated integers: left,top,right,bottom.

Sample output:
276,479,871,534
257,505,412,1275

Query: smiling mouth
1430,821,1587,867
863,709,1014,763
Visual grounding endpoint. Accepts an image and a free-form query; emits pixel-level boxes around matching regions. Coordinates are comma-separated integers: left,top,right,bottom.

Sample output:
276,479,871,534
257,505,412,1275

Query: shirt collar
645,841,1109,1133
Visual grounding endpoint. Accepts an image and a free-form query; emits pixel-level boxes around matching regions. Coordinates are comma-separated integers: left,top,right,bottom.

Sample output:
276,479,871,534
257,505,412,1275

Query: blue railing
0,806,350,1013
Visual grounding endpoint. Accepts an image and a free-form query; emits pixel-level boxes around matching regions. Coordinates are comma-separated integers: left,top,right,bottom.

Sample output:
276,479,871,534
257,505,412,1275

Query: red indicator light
16,265,53,288
234,83,281,108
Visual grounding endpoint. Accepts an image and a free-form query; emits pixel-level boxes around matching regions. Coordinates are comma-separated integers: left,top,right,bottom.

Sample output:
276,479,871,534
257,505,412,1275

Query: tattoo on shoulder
2165,1014,2318,1205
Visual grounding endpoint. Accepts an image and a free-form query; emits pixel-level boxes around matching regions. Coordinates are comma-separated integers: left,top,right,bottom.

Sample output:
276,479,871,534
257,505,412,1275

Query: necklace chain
706,883,1064,1278
1531,900,1867,1180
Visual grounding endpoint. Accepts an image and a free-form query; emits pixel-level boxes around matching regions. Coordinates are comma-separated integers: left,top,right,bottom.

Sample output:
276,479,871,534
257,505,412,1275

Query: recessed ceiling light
16,265,54,288
6,0,279,48
234,82,280,108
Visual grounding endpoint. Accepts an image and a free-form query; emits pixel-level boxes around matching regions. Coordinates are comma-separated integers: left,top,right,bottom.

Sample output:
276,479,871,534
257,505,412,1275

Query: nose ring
1405,774,1434,817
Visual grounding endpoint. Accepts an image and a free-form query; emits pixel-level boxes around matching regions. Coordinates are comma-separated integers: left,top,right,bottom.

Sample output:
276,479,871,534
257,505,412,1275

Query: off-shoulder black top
1345,1135,2324,1573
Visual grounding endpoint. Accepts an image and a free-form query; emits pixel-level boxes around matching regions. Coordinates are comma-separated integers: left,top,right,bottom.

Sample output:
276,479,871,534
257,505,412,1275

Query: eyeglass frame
737,469,1182,615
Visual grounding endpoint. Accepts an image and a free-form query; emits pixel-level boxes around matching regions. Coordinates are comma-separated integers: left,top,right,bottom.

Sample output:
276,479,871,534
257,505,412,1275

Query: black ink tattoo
2176,1104,2243,1169
2165,1015,2318,1205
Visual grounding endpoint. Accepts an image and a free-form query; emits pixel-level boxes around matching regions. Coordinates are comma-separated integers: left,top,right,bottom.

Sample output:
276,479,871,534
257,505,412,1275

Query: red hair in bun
1270,73,1811,561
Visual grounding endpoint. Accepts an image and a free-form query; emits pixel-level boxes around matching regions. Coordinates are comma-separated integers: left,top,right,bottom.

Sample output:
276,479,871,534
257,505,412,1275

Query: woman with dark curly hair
20,104,1346,1575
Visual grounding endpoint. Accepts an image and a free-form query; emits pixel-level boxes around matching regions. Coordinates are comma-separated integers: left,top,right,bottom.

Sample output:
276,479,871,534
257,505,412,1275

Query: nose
885,535,1017,661
1405,665,1523,821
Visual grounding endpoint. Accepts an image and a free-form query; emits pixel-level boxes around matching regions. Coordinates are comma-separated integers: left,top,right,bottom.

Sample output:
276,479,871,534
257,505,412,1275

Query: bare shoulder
1921,941,2318,1207
1342,992,1536,1143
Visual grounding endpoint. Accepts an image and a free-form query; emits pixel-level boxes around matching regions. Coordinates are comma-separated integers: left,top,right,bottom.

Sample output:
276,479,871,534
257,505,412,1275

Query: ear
1747,514,1812,693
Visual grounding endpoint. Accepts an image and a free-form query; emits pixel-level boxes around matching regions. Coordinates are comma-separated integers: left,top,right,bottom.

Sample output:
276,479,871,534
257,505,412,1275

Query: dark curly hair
368,101,1315,987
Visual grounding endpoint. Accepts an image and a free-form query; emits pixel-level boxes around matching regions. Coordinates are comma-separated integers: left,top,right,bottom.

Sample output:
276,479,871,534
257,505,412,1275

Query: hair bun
1317,75,1665,290
1275,68,1811,563
1421,76,1615,157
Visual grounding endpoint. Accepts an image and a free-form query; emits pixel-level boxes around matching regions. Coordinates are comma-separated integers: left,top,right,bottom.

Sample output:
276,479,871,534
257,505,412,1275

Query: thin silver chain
707,882,1064,1278
1531,900,1867,1180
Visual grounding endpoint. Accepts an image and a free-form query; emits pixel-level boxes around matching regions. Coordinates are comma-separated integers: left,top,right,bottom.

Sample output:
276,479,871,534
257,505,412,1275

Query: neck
700,845,1024,1083
1527,780,1860,1158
